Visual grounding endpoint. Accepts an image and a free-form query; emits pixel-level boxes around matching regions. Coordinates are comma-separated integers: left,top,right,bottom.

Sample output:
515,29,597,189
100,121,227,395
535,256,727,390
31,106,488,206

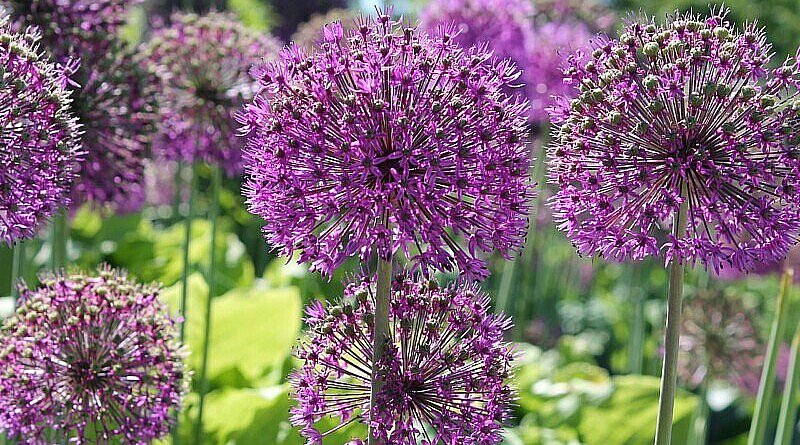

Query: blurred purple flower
676,289,789,396
240,13,534,279
290,273,514,445
6,1,159,212
0,266,188,443
67,40,159,211
145,12,282,175
420,0,611,123
0,19,82,245
3,0,141,60
547,10,800,272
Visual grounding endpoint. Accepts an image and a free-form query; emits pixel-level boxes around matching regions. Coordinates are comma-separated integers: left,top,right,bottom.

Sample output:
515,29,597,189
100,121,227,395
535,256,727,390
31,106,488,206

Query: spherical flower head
67,38,159,211
290,274,514,445
241,12,534,279
0,19,82,244
0,266,188,444
3,0,141,60
291,9,356,51
677,289,763,395
145,12,282,175
547,9,800,272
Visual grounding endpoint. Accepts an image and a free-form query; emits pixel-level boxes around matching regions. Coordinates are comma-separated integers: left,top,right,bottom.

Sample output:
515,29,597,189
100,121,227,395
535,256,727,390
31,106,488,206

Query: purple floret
547,9,800,272
0,266,188,444
240,11,534,279
0,19,82,244
290,273,515,445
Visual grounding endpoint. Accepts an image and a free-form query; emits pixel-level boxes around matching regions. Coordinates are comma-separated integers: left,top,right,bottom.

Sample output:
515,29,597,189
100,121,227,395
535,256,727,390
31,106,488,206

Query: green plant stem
627,265,644,375
50,212,67,271
172,163,195,445
775,294,800,445
368,256,393,445
10,242,24,305
748,268,794,445
193,165,222,445
654,198,688,445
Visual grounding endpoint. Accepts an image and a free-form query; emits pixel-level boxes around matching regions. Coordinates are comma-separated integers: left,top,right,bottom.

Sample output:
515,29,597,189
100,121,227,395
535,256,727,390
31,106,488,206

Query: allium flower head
547,10,800,271
290,274,514,445
241,12,533,279
0,266,188,444
3,0,141,59
420,0,610,123
677,289,763,395
0,18,82,244
67,39,159,211
6,1,159,212
145,12,282,175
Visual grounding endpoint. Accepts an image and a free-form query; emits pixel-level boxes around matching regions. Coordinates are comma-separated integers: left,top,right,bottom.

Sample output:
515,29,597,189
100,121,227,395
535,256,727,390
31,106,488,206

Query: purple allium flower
677,289,764,395
0,266,188,444
290,274,514,445
144,12,282,175
66,39,159,211
547,10,800,272
0,18,82,245
291,9,356,51
419,0,538,119
241,12,534,279
420,0,611,123
6,1,159,212
3,0,141,60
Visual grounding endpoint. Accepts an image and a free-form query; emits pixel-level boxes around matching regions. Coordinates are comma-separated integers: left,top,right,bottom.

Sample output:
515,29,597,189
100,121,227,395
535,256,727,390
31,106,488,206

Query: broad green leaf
163,276,301,386
578,375,699,445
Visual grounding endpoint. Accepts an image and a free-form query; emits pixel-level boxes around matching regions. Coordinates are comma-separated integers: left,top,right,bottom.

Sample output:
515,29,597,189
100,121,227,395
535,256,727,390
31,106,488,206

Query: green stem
10,243,24,306
626,264,644,375
172,163,195,445
193,165,222,445
495,256,516,314
654,198,688,445
748,269,794,445
775,290,800,445
50,212,67,271
368,256,393,445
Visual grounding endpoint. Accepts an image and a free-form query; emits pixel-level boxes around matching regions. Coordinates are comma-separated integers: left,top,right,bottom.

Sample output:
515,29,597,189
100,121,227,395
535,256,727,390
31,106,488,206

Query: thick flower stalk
0,266,188,444
241,13,534,279
290,274,515,445
0,18,82,245
145,12,282,175
547,10,800,272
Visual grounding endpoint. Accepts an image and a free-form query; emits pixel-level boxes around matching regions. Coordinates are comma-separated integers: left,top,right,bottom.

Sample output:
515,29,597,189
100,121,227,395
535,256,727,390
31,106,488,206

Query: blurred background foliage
2,0,800,443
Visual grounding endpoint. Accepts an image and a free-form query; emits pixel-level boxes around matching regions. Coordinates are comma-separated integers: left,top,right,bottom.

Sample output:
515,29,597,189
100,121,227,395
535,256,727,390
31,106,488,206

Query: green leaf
578,375,699,445
150,218,254,295
162,276,302,387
